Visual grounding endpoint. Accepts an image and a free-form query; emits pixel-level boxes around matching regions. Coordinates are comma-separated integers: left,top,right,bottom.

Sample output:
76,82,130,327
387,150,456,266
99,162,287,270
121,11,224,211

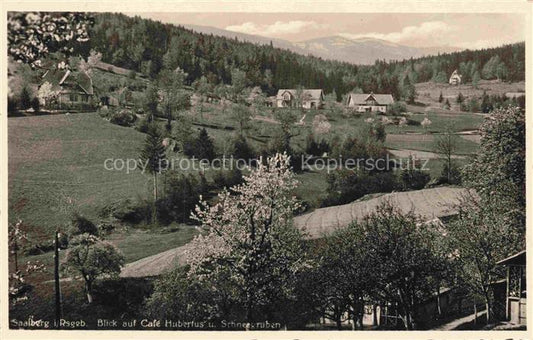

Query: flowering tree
421,117,432,133
9,220,46,306
37,81,59,107
312,114,331,135
8,12,94,68
186,153,308,323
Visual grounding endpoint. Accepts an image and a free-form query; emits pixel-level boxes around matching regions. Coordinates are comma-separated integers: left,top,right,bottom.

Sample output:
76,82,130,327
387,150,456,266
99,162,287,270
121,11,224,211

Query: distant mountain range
183,24,461,65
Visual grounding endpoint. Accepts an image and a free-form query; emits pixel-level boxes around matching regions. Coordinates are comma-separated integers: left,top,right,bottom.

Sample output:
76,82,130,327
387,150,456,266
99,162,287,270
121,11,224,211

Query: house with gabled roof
449,70,462,85
40,67,94,109
276,89,324,109
346,92,394,113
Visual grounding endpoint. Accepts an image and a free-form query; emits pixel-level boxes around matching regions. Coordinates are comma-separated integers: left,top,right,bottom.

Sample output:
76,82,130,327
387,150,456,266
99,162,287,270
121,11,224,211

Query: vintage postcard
1,1,531,339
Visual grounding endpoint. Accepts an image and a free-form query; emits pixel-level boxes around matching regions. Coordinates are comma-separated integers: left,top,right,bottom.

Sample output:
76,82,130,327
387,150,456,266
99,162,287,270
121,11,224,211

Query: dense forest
82,13,525,101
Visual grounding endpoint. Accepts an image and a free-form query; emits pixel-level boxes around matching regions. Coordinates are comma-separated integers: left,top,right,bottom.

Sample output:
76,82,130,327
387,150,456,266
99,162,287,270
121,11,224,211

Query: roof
41,68,93,95
497,250,526,266
348,93,394,105
450,70,462,79
121,186,472,277
75,71,94,95
294,186,469,239
276,89,324,100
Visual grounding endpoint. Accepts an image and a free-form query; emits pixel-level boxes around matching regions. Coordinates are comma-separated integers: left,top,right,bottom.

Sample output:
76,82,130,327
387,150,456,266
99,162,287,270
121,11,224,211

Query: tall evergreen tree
140,124,167,222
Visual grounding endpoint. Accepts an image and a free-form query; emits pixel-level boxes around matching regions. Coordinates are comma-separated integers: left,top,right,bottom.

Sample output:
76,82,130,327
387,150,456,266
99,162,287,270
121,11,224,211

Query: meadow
9,95,486,276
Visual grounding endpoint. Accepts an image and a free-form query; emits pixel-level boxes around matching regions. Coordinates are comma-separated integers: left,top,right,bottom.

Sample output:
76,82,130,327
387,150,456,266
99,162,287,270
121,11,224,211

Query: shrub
156,173,207,224
440,163,462,185
70,213,99,236
321,169,399,207
232,134,255,160
8,97,18,114
98,222,116,235
400,168,431,190
388,102,407,115
183,128,216,161
110,109,137,127
211,168,244,190
135,115,151,133
305,133,330,156
98,105,110,118
406,118,421,126
30,97,40,112
111,198,153,224
19,86,32,110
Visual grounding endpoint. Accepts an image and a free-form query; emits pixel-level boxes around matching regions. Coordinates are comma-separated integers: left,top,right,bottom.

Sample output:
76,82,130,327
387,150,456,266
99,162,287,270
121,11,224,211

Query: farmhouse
276,89,324,109
346,92,394,113
449,70,462,85
41,68,94,108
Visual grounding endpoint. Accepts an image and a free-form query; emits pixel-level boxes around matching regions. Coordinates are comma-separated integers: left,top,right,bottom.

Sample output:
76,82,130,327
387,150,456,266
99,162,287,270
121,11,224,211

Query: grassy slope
9,113,151,239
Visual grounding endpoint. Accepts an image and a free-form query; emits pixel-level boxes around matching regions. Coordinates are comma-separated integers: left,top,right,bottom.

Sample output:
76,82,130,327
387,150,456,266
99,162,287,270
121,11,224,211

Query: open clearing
386,133,479,155
415,80,525,109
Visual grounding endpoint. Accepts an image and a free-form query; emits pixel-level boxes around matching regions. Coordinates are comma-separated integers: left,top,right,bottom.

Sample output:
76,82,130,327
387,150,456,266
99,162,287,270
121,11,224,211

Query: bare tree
433,126,458,183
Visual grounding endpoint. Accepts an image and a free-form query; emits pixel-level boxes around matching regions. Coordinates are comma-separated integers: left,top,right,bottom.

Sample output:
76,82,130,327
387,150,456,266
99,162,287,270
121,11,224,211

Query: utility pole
54,228,62,328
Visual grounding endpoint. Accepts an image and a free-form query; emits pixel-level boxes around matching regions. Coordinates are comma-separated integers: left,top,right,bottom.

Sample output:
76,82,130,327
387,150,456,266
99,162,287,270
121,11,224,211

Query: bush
98,105,110,118
183,128,216,160
8,97,18,114
19,86,32,110
400,168,431,190
406,118,421,126
156,173,208,224
305,133,330,157
388,102,407,115
109,109,137,127
211,168,244,190
110,198,153,224
70,213,99,236
232,134,255,160
30,97,40,112
98,222,116,235
440,163,462,185
321,169,399,207
135,115,151,133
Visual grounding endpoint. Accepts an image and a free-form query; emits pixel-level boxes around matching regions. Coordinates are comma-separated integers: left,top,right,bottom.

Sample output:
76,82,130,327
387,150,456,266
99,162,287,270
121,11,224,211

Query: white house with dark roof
276,89,324,109
346,92,394,113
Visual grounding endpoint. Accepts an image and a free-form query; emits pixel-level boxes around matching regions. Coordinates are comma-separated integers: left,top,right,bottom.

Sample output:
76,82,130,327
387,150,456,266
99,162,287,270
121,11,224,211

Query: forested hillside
87,13,525,101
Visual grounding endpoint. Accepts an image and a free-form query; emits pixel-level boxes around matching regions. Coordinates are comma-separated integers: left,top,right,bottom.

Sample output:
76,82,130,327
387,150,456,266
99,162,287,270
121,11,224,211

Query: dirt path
433,310,486,330
253,115,279,124
388,149,467,160
119,243,193,278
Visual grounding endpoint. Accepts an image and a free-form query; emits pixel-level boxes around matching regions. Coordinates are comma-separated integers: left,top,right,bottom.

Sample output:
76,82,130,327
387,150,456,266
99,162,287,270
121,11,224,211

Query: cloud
226,20,327,36
339,21,458,45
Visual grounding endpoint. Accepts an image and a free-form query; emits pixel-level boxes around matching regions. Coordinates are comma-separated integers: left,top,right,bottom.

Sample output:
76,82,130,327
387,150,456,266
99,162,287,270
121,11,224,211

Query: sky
128,13,525,49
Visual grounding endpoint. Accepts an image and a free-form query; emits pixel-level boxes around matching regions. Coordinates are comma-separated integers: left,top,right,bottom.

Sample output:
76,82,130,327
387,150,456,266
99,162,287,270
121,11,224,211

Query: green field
9,106,476,274
9,113,151,240
385,133,480,155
